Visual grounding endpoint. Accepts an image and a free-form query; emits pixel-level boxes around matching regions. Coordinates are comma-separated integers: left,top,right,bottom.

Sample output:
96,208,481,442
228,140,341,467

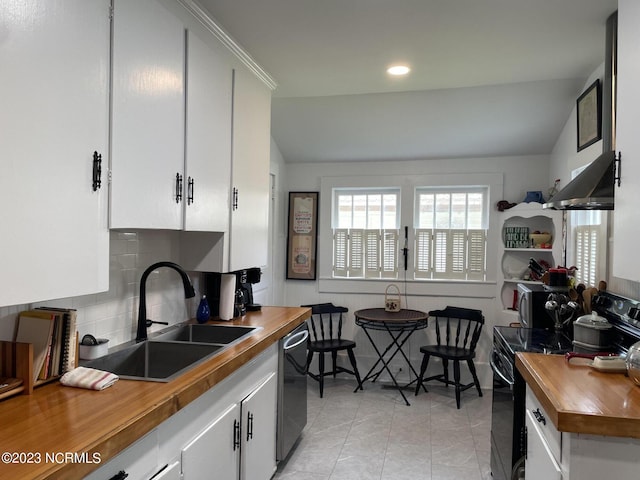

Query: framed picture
286,192,318,280
576,79,602,152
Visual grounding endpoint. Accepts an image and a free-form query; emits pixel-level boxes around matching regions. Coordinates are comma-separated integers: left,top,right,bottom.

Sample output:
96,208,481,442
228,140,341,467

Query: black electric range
490,327,572,480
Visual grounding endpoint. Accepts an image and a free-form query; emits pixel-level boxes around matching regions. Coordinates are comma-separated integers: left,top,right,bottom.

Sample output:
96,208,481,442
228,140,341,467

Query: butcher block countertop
0,306,310,480
516,352,640,439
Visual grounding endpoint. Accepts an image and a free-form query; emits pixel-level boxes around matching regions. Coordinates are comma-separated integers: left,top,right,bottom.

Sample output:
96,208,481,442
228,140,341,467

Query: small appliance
203,267,262,319
517,283,554,329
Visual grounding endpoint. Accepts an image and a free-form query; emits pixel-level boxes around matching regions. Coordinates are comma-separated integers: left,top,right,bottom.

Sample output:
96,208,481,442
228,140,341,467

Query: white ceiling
197,0,618,163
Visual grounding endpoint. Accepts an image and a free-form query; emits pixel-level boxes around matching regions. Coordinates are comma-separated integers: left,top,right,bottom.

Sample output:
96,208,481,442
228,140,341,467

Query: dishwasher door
276,322,309,461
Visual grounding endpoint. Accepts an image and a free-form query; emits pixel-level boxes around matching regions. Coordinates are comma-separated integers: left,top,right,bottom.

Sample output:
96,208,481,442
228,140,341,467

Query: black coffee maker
233,267,262,316
203,267,262,318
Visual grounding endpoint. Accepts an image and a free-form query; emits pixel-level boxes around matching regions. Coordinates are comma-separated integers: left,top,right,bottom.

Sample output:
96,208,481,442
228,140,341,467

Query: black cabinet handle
107,470,128,480
175,173,183,203
232,187,239,210
233,419,241,451
92,151,102,191
187,176,194,205
533,408,546,425
246,412,254,441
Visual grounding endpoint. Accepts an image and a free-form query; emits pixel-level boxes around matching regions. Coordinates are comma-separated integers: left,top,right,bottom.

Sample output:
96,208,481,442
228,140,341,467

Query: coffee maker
203,267,262,318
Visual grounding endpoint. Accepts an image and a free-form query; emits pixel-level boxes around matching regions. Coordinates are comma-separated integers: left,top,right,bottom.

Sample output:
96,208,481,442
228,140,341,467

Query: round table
354,308,428,405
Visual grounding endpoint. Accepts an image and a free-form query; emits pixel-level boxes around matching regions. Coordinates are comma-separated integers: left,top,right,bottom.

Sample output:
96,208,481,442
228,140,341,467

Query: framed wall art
286,192,318,280
576,79,602,152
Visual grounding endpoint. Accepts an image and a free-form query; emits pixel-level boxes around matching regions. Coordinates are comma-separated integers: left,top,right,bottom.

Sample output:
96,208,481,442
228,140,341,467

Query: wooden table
354,308,428,405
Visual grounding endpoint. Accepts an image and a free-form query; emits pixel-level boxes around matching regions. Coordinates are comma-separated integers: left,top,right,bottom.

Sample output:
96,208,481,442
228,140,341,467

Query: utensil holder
384,284,401,312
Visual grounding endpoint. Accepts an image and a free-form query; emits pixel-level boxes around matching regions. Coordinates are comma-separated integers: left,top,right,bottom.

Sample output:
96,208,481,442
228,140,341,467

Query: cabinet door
612,0,640,280
229,67,272,271
241,372,277,480
110,0,185,229
182,402,240,479
184,31,232,232
525,410,562,480
0,0,109,306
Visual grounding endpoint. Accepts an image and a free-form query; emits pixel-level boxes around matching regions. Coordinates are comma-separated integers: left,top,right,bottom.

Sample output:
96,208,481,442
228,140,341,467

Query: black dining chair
302,303,363,398
414,306,484,408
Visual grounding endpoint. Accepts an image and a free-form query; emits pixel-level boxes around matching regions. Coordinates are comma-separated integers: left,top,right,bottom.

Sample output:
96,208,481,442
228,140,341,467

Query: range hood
544,12,618,211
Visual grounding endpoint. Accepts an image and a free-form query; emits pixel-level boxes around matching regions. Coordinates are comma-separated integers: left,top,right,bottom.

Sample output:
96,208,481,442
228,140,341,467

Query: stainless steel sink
151,324,257,344
83,341,223,382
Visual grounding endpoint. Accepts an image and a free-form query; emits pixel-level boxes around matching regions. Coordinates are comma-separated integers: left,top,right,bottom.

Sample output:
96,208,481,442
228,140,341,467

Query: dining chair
414,306,484,408
302,303,363,397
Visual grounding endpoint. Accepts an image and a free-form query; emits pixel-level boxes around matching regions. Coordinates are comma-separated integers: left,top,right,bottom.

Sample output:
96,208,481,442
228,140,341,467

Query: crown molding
177,0,278,91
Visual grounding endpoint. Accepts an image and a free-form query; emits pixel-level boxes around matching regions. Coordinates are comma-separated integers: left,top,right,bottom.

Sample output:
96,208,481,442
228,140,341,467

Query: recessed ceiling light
387,65,410,76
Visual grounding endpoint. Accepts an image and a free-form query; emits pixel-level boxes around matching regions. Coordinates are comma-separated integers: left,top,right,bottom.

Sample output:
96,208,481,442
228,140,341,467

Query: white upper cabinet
110,0,185,229
183,31,232,232
613,1,640,280
0,0,110,306
229,67,272,271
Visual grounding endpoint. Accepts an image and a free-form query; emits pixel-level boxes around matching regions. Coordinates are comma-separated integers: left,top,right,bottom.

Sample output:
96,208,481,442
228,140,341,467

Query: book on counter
15,307,77,383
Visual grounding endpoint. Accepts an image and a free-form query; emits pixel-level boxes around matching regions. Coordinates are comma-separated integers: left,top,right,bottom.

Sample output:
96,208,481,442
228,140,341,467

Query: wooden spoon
583,288,592,314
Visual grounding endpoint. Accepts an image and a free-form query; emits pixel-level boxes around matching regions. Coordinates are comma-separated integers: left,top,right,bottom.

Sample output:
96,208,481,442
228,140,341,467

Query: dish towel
60,367,119,391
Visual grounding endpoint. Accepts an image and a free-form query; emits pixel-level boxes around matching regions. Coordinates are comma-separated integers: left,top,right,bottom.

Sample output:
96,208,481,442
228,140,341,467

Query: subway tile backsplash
0,231,204,348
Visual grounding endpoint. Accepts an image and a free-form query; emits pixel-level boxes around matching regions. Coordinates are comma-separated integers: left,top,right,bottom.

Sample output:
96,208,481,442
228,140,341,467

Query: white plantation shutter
467,229,487,280
414,229,432,278
432,229,466,279
348,229,364,277
333,229,348,277
575,225,599,286
433,230,448,276
450,230,467,279
417,229,486,280
364,230,380,278
381,230,399,278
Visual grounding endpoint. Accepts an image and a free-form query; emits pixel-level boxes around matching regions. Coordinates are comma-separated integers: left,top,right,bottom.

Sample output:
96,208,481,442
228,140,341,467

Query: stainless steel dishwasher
276,322,309,461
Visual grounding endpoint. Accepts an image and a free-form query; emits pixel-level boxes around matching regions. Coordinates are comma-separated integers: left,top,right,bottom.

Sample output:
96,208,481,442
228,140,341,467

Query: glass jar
626,341,640,386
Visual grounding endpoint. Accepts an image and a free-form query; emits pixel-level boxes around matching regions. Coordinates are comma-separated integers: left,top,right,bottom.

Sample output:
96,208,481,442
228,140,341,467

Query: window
331,186,488,280
332,189,400,278
568,166,606,287
572,210,605,287
414,188,488,280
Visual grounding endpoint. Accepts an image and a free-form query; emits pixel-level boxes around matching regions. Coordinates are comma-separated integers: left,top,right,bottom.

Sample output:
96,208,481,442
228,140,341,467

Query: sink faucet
136,261,196,342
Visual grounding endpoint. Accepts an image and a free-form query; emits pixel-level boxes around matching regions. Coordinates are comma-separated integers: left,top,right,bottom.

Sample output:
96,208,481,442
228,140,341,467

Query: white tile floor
275,378,492,480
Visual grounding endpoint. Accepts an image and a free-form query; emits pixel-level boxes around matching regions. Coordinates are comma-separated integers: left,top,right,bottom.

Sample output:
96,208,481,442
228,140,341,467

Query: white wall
280,154,552,389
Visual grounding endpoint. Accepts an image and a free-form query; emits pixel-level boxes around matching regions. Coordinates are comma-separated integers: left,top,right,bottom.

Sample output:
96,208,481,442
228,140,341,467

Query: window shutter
414,229,432,278
467,229,486,280
333,229,348,277
433,230,449,277
381,229,399,278
364,229,380,278
348,229,364,277
449,229,467,279
575,225,599,286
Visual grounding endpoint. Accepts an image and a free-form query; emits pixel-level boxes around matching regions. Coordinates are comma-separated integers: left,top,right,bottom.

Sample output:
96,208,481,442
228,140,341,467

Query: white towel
60,367,119,390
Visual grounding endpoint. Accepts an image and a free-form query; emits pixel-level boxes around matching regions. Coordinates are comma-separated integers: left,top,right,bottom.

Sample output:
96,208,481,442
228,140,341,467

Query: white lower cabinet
181,372,277,480
525,407,562,480
86,345,277,480
525,385,640,480
181,403,240,479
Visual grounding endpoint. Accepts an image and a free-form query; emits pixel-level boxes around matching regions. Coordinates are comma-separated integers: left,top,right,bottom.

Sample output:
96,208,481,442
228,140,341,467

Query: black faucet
136,261,196,342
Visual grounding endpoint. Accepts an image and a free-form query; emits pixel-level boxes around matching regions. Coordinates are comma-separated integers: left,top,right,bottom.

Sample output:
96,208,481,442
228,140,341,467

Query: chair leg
467,359,483,397
453,360,461,409
442,358,449,386
415,354,430,396
331,350,338,378
318,352,325,398
346,347,363,391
